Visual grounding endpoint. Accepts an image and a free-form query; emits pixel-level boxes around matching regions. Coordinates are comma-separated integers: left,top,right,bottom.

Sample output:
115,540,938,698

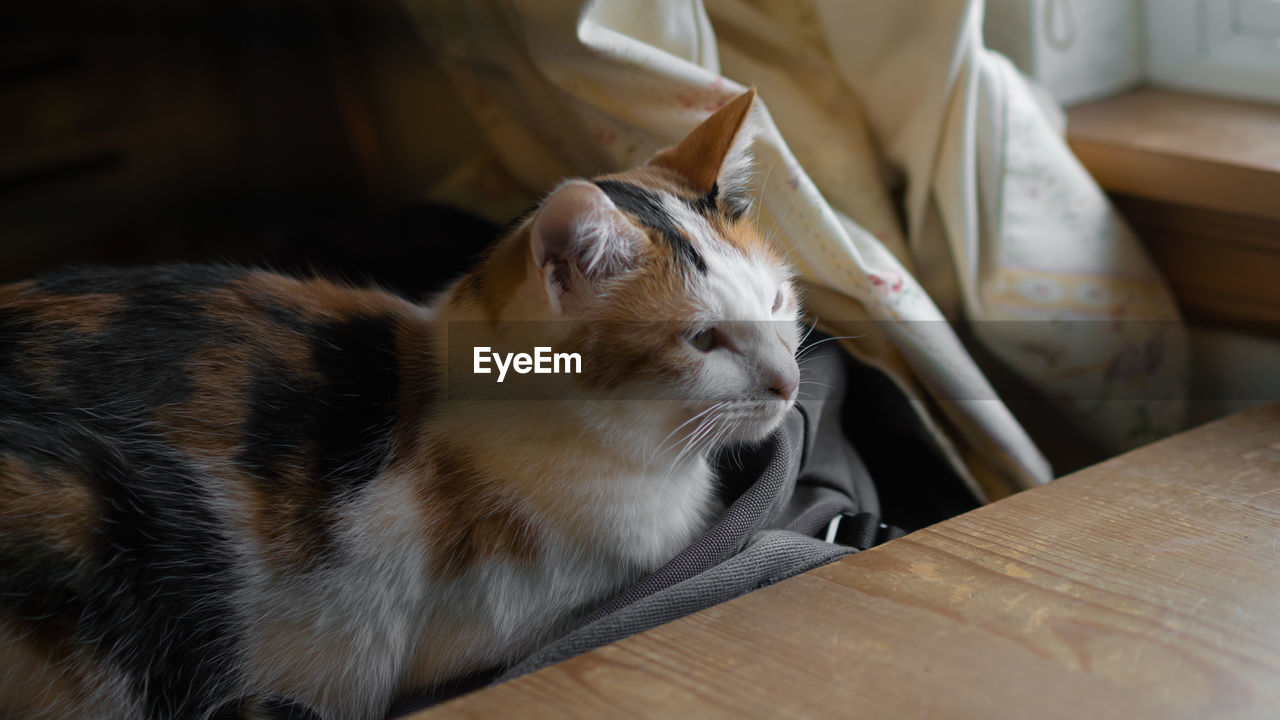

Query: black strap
822,512,905,551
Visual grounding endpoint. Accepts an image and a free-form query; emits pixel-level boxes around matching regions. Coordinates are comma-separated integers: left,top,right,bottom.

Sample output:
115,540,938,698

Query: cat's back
0,264,434,719
0,264,432,487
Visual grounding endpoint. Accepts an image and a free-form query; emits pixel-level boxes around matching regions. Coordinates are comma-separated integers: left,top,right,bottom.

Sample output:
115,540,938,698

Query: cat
0,88,802,720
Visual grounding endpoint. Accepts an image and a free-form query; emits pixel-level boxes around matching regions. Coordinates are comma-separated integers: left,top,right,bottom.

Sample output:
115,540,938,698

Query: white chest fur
241,457,714,720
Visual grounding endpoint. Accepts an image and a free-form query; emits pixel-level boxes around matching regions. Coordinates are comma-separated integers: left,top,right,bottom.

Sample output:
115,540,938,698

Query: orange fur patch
238,271,415,324
554,236,702,393
414,439,540,579
452,226,531,323
0,285,125,390
0,455,96,558
0,620,97,720
0,283,125,336
155,343,254,462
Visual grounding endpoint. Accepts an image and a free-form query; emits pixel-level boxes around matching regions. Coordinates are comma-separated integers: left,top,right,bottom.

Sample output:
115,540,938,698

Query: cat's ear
529,180,645,316
650,87,757,204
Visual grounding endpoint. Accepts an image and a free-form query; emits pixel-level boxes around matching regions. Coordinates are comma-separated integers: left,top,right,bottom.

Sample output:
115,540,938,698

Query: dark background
1,0,496,297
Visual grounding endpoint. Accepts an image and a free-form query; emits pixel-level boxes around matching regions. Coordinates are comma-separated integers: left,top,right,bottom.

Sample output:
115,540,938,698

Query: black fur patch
594,180,708,274
0,532,87,654
0,307,35,383
1,266,254,717
89,427,242,719
237,314,399,561
690,182,718,216
0,265,409,713
0,389,243,719
31,263,237,297
308,315,399,489
67,287,214,410
722,191,750,221
686,181,750,222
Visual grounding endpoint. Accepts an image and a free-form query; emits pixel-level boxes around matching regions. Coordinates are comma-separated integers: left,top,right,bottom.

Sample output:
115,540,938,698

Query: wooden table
414,404,1280,719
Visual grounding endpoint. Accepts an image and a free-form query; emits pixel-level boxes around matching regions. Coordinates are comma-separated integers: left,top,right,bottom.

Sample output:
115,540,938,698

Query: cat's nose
765,367,799,403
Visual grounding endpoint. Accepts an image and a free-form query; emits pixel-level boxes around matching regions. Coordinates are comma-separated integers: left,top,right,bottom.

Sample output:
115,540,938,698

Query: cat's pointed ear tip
649,85,759,193
721,86,757,116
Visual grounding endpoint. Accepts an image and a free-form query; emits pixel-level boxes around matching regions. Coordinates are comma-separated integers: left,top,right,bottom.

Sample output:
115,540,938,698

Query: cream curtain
405,0,1188,499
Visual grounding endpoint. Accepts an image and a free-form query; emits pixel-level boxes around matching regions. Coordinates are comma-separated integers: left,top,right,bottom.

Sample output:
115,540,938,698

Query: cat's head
521,89,801,449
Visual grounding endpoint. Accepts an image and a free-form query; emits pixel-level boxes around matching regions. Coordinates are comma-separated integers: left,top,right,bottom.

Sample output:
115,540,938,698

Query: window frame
1144,0,1280,104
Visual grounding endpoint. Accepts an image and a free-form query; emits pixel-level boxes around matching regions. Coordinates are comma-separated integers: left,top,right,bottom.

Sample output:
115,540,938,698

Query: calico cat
0,89,801,720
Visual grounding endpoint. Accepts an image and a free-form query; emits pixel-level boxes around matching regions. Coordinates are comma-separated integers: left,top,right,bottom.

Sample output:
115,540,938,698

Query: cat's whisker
708,416,738,453
764,183,803,247
797,352,843,365
646,401,730,466
798,315,820,348
687,407,739,462
663,409,717,470
649,404,717,461
676,401,731,441
690,412,728,455
775,244,804,265
720,440,746,472
796,334,865,361
715,416,749,456
662,413,719,481
755,156,780,230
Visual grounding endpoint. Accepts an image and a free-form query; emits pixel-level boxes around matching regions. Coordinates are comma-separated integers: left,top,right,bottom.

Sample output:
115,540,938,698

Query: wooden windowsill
1067,88,1280,329
1067,88,1280,222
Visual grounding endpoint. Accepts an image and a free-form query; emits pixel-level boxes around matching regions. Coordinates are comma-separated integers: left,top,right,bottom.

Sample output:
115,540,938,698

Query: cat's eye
772,290,784,313
686,328,718,352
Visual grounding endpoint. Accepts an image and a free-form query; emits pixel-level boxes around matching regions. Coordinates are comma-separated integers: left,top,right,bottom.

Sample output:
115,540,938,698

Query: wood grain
1067,89,1280,222
413,405,1280,719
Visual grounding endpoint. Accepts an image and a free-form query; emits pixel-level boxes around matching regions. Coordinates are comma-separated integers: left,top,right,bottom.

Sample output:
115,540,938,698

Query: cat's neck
412,230,715,557
412,402,713,566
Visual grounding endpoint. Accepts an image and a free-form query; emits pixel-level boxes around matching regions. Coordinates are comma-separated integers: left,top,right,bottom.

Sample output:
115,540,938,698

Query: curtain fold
405,0,1188,498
